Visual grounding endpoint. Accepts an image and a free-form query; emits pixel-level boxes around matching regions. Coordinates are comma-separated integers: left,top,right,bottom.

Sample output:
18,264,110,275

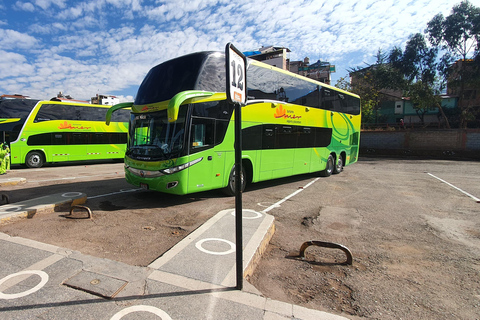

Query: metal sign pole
225,43,247,290
234,101,243,290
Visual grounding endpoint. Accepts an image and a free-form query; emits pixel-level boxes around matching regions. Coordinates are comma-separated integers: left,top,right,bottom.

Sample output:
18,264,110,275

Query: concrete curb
0,192,87,224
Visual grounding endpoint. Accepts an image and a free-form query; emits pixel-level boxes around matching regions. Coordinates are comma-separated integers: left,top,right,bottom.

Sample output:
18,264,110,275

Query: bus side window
191,117,214,149
321,88,334,111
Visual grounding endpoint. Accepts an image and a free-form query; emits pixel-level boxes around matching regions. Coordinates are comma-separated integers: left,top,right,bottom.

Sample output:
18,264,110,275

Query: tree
388,33,450,128
347,50,402,124
426,0,480,128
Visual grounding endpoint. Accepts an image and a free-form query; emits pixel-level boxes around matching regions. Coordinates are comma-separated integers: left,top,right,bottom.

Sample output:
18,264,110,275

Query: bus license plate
140,183,149,190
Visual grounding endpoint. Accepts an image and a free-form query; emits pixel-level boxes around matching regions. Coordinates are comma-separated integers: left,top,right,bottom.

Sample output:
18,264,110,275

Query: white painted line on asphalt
261,178,320,213
87,188,141,199
427,173,480,203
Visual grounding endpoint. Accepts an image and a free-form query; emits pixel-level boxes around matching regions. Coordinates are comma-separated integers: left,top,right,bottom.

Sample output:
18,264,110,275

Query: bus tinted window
191,101,232,120
34,104,128,122
247,64,320,108
135,53,208,106
0,99,39,119
196,54,226,93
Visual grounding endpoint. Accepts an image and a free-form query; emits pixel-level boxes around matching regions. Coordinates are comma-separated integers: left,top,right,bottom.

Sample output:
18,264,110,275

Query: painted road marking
230,209,263,220
427,173,480,203
195,238,236,255
0,270,49,299
88,188,141,199
110,305,172,320
261,178,320,213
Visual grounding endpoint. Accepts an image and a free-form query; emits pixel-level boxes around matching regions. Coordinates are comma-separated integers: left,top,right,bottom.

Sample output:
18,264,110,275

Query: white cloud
0,0,468,99
0,29,39,50
14,1,35,11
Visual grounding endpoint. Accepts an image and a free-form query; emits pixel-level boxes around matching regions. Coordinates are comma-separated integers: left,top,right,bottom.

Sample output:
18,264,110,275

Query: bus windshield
128,106,187,160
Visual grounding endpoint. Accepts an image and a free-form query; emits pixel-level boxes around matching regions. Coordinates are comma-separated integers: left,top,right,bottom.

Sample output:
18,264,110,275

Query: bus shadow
1,178,227,212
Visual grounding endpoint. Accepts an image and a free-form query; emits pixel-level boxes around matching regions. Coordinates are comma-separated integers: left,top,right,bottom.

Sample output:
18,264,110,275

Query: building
0,94,30,100
246,46,291,70
91,94,119,106
446,59,480,127
51,92,89,103
245,46,334,85
289,57,335,85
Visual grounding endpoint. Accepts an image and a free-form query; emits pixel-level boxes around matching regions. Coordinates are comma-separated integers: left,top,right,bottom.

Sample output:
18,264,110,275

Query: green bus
106,51,361,195
0,99,130,168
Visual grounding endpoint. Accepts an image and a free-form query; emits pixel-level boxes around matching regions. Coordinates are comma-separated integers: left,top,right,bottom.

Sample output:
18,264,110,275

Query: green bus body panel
124,99,361,195
8,101,129,166
123,53,360,195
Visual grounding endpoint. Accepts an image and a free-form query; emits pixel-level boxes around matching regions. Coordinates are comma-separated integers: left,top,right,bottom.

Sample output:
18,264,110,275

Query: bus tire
319,154,334,177
223,165,246,196
333,153,344,174
26,151,45,168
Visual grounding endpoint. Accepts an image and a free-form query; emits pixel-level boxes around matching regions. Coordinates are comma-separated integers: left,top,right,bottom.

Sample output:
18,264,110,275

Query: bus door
259,124,294,180
87,133,107,159
68,132,88,161
186,117,225,193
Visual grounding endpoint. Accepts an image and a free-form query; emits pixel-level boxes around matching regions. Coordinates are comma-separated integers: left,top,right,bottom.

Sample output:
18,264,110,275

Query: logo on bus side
58,121,91,130
274,105,301,120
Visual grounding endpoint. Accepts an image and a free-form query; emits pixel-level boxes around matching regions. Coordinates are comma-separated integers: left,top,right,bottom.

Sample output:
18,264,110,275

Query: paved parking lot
0,157,479,319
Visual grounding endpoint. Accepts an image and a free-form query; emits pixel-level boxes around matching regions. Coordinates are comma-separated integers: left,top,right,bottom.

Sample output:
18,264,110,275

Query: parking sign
226,43,247,105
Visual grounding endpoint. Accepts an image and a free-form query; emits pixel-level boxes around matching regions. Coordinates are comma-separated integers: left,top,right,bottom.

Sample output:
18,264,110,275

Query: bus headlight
160,157,203,175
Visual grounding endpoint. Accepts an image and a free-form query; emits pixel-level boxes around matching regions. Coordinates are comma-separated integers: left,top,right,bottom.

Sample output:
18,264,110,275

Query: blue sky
0,0,461,102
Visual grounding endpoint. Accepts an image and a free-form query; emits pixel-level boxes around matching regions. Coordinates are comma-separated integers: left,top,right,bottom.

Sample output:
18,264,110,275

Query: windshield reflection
128,108,186,160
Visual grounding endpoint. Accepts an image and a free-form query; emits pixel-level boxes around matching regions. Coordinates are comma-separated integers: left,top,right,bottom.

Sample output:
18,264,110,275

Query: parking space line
427,173,480,203
87,189,141,199
261,178,320,213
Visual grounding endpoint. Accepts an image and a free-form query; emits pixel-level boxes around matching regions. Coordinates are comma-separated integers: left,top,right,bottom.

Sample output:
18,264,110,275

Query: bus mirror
105,102,133,125
167,91,214,123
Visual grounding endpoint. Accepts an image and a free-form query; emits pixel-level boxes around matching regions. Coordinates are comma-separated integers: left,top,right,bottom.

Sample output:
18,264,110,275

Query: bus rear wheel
334,154,344,174
319,154,334,177
223,165,246,196
26,151,45,168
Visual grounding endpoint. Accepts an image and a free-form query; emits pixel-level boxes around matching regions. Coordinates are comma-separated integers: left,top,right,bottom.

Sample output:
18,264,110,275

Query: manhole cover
63,270,128,299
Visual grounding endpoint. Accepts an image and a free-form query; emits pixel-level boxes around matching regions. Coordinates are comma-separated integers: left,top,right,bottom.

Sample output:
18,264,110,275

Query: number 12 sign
226,43,247,105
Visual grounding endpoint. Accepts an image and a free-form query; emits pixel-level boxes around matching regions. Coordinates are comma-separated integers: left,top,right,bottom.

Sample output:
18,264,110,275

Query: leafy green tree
347,50,402,124
388,33,450,127
426,0,480,128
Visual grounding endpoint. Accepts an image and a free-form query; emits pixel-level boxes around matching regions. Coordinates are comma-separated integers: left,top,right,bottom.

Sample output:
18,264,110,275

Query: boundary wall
360,129,480,159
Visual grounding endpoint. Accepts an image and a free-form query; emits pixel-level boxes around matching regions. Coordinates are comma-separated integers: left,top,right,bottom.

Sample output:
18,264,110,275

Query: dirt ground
1,158,479,319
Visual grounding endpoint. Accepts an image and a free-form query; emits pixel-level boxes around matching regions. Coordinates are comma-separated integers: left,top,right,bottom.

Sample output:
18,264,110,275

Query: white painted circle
195,238,236,255
0,270,49,299
230,209,262,220
0,205,22,213
110,305,172,320
62,192,83,198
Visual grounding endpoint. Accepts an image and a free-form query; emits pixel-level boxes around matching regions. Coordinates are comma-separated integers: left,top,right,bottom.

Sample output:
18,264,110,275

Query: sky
0,0,463,103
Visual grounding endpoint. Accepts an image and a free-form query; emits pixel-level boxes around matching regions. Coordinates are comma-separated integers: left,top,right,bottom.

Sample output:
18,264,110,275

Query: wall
360,129,480,159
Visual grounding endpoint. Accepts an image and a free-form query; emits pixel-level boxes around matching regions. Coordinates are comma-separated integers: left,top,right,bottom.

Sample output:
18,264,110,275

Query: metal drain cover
63,270,128,299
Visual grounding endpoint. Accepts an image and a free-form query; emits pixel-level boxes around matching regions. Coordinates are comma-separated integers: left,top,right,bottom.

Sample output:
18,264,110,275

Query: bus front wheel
319,154,334,177
26,151,45,168
223,165,246,196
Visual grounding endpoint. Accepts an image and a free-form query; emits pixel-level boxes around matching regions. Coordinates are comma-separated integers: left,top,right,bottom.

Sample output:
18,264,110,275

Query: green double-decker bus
106,51,361,195
0,99,130,168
